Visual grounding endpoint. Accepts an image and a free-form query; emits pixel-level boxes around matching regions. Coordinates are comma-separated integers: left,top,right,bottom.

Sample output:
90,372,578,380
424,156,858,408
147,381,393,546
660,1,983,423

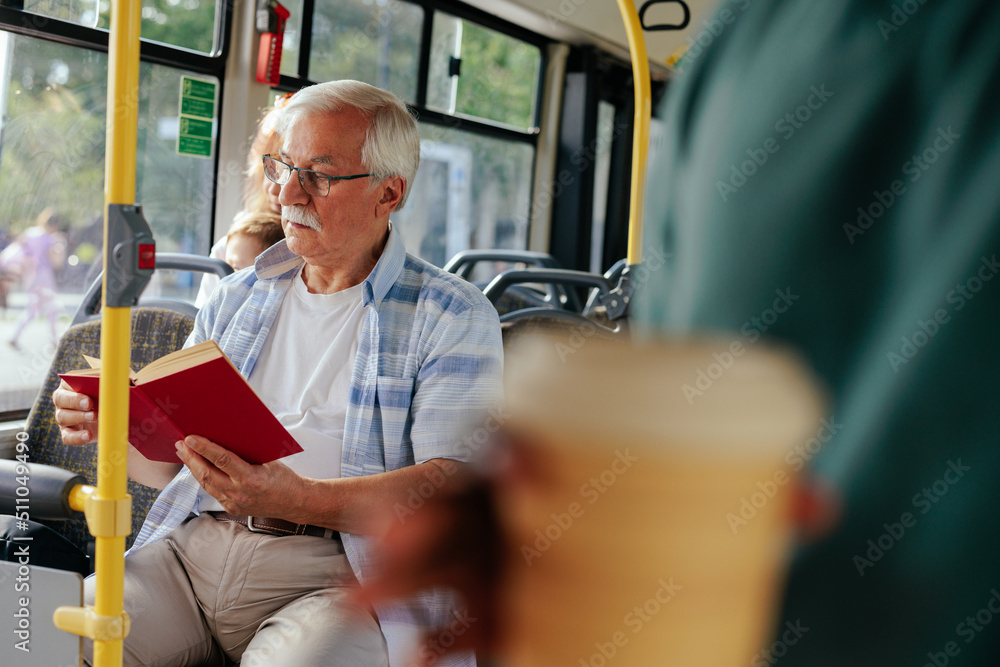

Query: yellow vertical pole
52,1,140,661
93,0,142,663
616,0,652,266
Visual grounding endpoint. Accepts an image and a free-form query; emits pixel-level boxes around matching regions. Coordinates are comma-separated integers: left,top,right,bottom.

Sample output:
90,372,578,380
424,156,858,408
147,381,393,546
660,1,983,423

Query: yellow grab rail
616,0,652,266
52,0,143,665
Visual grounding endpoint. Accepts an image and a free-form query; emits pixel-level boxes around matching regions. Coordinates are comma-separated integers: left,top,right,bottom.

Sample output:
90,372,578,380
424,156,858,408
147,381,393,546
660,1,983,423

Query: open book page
132,340,223,384
61,354,138,382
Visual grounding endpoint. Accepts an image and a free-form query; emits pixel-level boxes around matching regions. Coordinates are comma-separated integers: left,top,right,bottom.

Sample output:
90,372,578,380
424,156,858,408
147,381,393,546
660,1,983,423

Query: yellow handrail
52,0,142,664
616,0,652,266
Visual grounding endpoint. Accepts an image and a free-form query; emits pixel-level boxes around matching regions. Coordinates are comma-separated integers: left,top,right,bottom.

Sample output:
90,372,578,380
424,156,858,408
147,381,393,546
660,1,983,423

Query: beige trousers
84,513,388,667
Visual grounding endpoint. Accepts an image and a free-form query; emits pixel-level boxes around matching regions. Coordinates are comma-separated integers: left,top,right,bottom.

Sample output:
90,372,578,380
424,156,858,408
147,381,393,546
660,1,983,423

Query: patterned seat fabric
25,307,195,562
491,285,551,316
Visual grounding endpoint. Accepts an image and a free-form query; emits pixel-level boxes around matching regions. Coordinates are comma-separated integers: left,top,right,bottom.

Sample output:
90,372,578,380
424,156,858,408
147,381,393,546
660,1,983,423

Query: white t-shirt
196,267,366,512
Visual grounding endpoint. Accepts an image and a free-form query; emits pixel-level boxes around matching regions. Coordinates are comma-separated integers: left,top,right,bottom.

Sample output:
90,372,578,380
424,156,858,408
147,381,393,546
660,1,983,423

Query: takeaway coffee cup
496,336,824,666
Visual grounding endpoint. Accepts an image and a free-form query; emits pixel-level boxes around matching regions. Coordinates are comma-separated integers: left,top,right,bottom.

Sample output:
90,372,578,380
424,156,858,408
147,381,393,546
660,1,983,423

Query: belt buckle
246,516,262,533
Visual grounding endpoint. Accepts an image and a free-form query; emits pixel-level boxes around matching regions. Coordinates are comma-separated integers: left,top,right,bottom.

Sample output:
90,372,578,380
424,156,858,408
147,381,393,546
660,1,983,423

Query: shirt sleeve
184,287,217,349
408,298,504,465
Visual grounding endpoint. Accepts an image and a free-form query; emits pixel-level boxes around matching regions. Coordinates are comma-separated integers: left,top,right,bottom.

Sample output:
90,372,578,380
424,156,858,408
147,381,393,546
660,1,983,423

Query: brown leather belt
209,511,338,539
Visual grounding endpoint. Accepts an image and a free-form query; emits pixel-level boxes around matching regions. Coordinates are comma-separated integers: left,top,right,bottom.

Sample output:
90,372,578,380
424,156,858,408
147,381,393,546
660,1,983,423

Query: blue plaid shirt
131,226,502,667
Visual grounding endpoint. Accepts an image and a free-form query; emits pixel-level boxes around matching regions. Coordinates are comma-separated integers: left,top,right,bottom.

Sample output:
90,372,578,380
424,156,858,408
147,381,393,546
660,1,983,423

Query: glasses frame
262,154,371,198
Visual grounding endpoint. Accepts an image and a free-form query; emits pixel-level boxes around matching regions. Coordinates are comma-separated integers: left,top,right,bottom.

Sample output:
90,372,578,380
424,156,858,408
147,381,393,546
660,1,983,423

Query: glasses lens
299,170,329,197
263,156,290,185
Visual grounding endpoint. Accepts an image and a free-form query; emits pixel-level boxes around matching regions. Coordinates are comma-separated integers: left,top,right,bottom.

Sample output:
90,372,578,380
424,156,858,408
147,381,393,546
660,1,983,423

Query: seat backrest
486,284,552,316
24,307,195,559
500,309,626,357
71,252,232,326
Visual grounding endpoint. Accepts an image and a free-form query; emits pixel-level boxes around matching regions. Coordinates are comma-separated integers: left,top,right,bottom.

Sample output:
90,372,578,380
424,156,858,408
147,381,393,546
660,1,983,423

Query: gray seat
24,307,196,565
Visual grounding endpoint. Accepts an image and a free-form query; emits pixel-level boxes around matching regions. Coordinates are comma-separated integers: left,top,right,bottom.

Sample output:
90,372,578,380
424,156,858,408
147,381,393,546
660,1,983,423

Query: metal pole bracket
106,203,155,308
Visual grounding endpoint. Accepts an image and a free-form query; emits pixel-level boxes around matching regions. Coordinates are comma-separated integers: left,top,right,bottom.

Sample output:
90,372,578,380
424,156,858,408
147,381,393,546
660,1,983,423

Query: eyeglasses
262,154,371,198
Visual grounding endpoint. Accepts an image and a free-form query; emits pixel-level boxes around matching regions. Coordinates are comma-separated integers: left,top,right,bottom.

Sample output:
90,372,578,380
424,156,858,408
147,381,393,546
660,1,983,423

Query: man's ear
375,176,405,217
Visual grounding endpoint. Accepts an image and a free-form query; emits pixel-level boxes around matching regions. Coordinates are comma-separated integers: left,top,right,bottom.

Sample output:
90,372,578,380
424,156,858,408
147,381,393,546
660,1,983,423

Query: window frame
0,1,233,74
277,0,549,149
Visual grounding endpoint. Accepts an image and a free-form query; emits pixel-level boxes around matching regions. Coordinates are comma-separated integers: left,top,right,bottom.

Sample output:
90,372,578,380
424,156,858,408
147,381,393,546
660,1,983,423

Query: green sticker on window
178,76,217,158
181,96,215,119
180,117,213,139
182,77,216,101
178,135,213,157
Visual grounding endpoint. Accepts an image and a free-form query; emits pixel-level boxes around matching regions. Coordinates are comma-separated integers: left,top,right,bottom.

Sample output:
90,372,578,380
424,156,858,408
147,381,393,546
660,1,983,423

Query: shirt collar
252,223,405,308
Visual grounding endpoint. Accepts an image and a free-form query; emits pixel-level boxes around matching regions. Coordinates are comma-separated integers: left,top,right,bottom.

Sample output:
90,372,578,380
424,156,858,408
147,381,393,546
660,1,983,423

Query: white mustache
283,206,322,231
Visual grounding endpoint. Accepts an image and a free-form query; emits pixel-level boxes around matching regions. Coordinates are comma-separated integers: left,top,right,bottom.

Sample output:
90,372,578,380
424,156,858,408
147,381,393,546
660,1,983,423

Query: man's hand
52,380,98,446
176,435,306,519
53,379,182,490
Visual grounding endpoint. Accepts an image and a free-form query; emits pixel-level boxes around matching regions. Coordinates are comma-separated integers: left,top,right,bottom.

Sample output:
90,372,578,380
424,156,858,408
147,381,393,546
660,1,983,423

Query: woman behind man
196,96,289,303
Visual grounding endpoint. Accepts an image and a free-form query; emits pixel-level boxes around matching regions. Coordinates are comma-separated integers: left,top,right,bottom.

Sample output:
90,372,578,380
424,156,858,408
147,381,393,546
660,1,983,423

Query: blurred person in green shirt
636,0,1000,664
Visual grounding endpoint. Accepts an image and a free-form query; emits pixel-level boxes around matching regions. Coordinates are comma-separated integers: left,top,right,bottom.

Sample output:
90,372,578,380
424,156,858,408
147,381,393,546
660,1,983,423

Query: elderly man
53,80,502,667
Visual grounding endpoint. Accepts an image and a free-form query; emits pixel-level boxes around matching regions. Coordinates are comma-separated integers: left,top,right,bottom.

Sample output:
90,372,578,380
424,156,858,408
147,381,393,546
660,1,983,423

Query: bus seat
444,249,584,314
500,308,625,353
491,285,553,316
583,258,631,319
444,249,559,279
485,266,613,314
21,306,195,568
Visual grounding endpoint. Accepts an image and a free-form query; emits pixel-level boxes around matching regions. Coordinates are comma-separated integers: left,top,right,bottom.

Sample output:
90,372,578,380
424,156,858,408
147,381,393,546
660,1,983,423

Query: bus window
427,13,540,130
0,28,218,415
278,0,303,77
393,123,534,270
589,100,616,274
21,0,222,54
18,0,97,27
307,0,424,103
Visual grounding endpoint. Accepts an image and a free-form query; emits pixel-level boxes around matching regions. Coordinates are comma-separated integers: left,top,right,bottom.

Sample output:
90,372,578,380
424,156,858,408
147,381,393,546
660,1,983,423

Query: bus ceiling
461,0,713,76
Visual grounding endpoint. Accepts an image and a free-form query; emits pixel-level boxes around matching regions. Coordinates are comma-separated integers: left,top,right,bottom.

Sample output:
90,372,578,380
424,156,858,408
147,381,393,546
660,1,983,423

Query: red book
59,340,302,464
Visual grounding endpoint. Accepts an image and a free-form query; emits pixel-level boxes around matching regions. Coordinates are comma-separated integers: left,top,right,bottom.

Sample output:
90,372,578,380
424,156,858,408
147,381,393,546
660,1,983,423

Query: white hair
275,80,421,210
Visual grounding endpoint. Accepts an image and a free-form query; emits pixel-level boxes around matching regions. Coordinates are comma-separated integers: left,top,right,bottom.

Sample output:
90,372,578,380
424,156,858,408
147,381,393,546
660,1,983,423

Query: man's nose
278,171,309,207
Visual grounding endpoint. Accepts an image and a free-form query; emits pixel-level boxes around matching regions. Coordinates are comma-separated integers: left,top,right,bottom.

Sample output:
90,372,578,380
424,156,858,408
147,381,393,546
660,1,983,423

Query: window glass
138,65,216,253
20,0,221,54
590,101,616,274
19,0,98,27
142,268,203,302
0,32,215,413
307,0,422,102
392,123,534,269
427,13,540,130
278,0,304,77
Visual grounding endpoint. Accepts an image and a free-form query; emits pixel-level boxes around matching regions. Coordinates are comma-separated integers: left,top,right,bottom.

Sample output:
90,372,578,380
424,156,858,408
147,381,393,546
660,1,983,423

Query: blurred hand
53,379,98,446
359,471,504,665
791,474,842,544
359,436,553,664
360,438,842,666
